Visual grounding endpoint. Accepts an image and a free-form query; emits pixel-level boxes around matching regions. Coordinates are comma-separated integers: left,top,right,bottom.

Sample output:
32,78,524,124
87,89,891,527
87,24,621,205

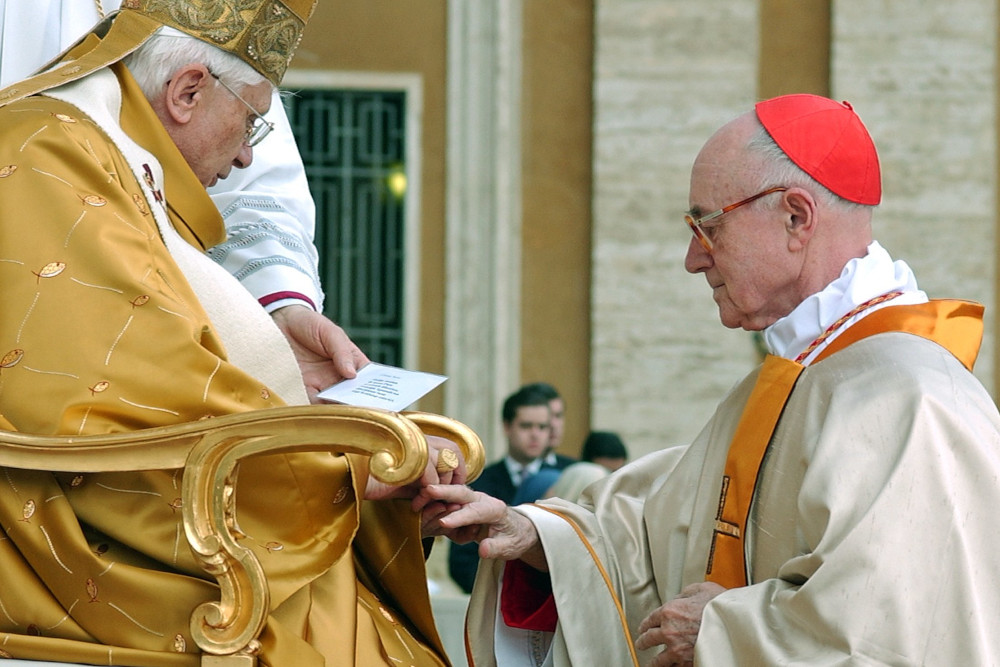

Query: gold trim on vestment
530,505,641,667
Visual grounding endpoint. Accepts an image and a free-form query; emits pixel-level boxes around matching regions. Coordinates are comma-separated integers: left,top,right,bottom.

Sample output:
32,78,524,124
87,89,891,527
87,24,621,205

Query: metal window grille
283,89,407,366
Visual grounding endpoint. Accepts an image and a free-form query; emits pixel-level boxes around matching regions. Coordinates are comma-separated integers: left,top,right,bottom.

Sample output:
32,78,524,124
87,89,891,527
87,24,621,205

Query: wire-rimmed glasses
210,72,274,148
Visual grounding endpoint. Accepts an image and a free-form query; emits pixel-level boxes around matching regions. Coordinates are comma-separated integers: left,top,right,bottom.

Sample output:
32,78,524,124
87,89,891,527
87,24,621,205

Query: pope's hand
635,581,726,666
364,435,466,503
413,485,547,569
270,305,370,403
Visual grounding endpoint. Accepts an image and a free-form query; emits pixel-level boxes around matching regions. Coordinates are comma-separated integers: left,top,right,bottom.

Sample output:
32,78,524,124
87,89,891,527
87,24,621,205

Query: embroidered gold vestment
0,62,446,667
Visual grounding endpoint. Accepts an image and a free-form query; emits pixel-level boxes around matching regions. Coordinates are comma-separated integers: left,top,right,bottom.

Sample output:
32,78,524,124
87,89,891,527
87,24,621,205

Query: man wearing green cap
419,94,1000,665
0,2,458,665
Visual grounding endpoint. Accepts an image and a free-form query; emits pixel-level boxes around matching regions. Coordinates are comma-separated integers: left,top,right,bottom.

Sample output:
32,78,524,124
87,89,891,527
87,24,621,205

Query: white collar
763,241,928,364
504,456,542,478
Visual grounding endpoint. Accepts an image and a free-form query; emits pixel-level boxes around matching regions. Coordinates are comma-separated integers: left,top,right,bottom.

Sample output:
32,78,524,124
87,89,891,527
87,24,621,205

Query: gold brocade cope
704,355,803,589
705,299,985,589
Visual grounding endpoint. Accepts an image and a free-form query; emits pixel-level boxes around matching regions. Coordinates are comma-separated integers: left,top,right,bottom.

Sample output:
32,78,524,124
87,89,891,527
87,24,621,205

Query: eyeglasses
210,72,274,148
684,186,788,253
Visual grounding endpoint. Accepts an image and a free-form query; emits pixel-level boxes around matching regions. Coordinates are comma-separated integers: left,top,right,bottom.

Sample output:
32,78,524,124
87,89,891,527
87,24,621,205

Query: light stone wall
592,0,998,460
592,0,762,456
831,0,996,390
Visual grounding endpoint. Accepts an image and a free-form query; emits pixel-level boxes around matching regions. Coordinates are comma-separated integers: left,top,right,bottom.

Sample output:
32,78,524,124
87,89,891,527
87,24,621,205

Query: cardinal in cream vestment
431,94,1000,666
468,310,1000,665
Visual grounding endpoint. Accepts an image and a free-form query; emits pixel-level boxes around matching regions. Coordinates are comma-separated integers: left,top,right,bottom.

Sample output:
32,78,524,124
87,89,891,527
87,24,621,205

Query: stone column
444,1,524,451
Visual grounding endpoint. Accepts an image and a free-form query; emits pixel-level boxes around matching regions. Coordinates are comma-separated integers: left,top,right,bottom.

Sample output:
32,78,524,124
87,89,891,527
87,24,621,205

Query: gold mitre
119,0,318,86
0,0,316,108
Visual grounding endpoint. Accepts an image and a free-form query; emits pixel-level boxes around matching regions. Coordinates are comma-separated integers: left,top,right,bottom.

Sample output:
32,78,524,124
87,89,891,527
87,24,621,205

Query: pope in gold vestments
0,45,448,667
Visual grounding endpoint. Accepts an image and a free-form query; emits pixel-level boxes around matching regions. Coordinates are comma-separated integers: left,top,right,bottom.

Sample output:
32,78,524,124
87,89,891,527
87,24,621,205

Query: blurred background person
512,467,563,505
447,384,554,593
581,430,629,472
521,381,576,469
543,461,609,503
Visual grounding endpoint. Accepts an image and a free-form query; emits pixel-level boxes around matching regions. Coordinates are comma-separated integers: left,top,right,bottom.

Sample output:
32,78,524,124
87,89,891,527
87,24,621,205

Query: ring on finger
436,448,460,473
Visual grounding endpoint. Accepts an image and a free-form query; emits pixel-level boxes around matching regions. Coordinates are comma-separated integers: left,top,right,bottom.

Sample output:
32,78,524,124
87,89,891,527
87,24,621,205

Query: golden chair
0,405,484,666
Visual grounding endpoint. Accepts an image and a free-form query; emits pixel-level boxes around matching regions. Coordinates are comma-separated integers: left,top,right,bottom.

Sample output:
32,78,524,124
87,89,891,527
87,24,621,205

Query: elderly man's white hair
123,26,269,101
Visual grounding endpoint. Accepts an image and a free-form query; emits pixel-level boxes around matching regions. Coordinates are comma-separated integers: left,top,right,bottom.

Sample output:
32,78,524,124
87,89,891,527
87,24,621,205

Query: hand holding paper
317,362,447,412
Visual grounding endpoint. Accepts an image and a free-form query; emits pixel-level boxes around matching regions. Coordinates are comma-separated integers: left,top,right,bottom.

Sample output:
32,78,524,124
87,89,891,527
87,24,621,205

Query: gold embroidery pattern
133,0,311,85
142,0,250,44
0,349,23,371
85,577,100,603
132,192,149,215
706,475,739,575
244,0,304,81
20,499,35,523
89,381,110,395
80,194,108,207
332,486,348,504
32,262,66,281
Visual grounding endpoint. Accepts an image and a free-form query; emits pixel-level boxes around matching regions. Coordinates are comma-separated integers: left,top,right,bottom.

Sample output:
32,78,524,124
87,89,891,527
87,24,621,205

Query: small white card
317,362,447,412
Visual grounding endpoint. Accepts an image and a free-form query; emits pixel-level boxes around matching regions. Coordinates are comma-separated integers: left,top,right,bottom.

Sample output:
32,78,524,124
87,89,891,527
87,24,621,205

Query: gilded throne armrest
0,405,484,666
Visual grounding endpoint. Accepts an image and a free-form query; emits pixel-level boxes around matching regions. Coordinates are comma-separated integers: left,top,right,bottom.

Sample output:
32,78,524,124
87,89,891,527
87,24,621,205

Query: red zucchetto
755,94,881,206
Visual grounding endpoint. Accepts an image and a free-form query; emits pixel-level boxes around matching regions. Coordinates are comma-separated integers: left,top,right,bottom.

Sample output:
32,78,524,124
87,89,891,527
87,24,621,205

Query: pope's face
186,78,272,188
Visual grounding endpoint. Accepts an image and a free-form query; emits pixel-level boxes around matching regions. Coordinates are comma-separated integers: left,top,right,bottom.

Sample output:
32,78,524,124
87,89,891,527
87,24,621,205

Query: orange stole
705,299,984,589
704,355,803,587
812,299,983,370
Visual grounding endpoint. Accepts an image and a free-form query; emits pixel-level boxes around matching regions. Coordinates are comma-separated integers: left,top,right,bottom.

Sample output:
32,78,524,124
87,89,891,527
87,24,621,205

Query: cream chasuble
0,65,447,666
705,298,983,590
468,291,1000,665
